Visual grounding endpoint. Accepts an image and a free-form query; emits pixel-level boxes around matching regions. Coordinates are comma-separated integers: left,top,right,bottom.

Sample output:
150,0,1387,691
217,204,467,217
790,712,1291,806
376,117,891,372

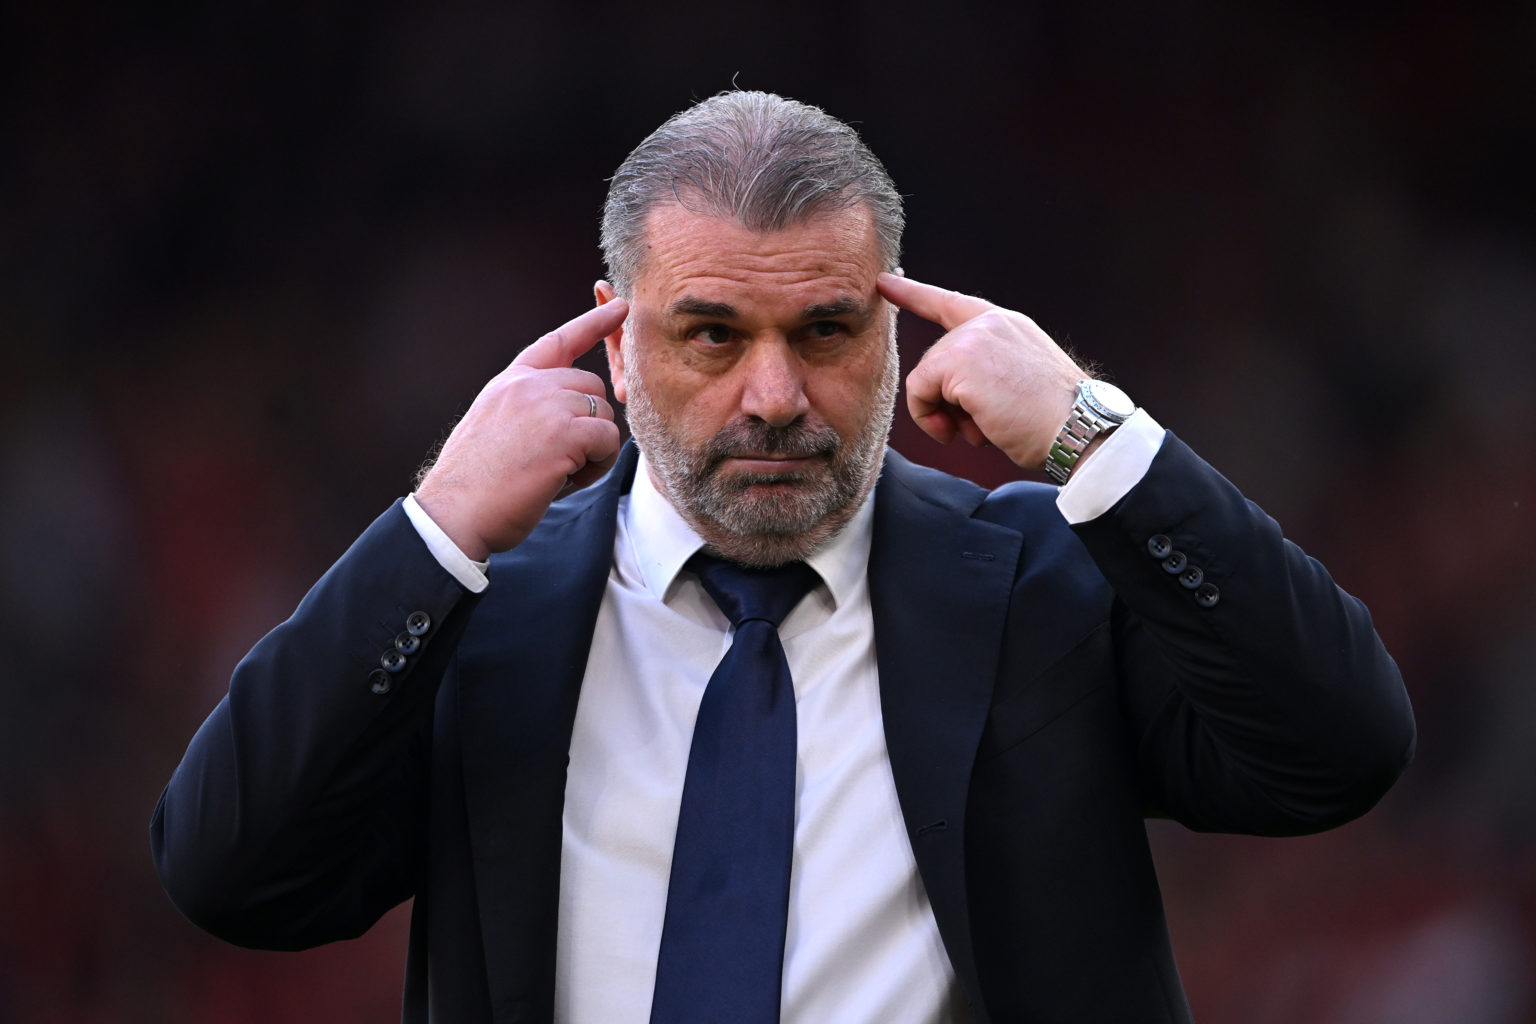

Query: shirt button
1179,565,1205,589
1147,535,1173,559
1161,550,1188,574
406,611,432,637
1195,583,1221,608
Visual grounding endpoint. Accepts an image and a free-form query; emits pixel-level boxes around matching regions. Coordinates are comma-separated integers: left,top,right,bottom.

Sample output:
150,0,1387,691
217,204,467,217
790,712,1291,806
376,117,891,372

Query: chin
694,493,860,568
698,532,826,569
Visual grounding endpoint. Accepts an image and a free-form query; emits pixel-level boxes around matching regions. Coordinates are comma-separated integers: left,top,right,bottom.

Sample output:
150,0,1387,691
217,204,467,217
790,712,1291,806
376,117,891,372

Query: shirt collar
626,451,875,609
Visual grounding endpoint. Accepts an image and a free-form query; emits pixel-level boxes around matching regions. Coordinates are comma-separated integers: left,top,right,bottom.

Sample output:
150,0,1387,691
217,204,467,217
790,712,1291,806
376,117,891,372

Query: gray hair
601,90,904,295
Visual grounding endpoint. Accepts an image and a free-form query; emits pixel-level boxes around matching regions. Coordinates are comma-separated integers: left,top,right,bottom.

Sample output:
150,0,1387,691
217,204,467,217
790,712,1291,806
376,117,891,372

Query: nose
738,337,809,428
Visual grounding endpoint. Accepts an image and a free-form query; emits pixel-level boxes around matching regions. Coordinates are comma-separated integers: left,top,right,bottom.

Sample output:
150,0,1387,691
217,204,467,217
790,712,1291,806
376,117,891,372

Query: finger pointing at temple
879,272,1087,470
414,297,629,560
877,272,995,330
514,297,630,370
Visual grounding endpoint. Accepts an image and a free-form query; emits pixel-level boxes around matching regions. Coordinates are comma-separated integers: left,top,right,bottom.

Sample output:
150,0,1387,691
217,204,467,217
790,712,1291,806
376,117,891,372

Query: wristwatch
1043,379,1136,485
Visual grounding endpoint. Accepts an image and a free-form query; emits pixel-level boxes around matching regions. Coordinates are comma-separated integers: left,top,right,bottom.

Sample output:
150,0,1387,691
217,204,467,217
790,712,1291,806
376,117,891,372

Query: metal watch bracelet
1043,379,1135,485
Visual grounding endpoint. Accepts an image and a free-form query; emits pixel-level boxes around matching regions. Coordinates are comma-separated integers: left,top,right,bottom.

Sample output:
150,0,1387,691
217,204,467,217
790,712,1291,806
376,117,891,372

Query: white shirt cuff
403,493,490,593
1054,408,1165,524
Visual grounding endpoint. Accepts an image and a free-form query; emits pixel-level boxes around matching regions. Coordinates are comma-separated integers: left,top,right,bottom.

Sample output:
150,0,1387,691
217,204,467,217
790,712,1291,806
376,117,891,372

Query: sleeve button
381,649,407,673
1161,550,1188,574
1195,583,1221,608
1147,534,1172,559
395,632,422,656
406,611,432,637
1179,565,1205,589
369,670,393,695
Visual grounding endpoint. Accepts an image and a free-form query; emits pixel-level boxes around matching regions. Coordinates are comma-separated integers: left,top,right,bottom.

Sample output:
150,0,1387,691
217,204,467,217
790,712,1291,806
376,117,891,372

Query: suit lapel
455,444,639,1020
869,451,1022,1022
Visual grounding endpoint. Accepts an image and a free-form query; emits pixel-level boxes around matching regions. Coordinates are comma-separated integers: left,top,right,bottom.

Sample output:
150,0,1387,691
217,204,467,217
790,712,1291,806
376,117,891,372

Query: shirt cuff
1054,408,1165,524
403,493,490,593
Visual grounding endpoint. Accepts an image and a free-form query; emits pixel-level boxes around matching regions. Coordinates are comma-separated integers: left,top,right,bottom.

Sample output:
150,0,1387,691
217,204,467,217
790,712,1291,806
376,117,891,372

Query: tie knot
687,554,820,628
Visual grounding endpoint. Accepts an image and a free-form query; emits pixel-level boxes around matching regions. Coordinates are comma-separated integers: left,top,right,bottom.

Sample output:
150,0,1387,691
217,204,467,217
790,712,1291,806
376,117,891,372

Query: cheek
809,348,893,433
647,369,740,439
689,386,747,440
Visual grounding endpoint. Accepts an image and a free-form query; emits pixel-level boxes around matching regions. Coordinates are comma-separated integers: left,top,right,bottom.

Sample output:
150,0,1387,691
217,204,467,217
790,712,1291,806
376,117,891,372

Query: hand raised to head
414,297,628,560
878,272,1086,471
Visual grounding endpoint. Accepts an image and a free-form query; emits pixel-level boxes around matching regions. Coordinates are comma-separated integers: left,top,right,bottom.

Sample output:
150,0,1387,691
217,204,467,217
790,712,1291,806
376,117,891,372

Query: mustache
702,419,840,464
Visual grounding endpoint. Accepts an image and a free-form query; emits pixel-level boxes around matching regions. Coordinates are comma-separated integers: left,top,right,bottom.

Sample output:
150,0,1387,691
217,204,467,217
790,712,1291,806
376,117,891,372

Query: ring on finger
585,394,598,418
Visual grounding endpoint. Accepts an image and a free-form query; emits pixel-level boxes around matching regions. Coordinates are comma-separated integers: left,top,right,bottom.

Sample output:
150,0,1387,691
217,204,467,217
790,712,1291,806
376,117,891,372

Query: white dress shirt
402,411,1163,1022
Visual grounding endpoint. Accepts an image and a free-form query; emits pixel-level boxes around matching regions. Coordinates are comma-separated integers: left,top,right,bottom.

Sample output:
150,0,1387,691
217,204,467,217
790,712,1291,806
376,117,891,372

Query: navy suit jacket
153,435,1414,1023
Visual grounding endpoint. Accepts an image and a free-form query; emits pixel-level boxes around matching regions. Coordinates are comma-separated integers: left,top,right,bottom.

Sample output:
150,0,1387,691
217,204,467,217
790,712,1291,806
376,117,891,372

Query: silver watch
1043,379,1135,485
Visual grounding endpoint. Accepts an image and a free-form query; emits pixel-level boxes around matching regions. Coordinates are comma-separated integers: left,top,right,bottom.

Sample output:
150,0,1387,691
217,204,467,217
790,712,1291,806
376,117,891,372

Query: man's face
601,203,898,567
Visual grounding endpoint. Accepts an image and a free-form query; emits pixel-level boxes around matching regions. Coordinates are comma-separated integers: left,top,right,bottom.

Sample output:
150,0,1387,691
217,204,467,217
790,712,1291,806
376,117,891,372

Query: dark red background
4,2,1534,1020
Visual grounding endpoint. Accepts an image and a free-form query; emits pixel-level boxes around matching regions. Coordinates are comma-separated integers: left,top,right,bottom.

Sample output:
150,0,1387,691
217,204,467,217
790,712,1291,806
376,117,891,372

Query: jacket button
395,632,422,656
369,669,392,695
1161,550,1187,574
406,611,432,636
1195,583,1221,608
1179,565,1205,589
381,649,407,673
1147,534,1172,559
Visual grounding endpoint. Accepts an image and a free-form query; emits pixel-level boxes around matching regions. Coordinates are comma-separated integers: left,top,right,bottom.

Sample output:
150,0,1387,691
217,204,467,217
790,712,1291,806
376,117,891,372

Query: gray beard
623,341,898,568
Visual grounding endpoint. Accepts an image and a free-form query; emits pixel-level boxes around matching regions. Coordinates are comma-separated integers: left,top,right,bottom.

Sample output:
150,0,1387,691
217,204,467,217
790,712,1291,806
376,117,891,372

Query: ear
594,280,628,403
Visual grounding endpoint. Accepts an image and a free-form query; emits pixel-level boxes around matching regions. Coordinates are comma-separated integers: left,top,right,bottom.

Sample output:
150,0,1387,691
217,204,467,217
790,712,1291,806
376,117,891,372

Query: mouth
723,452,818,474
701,421,840,484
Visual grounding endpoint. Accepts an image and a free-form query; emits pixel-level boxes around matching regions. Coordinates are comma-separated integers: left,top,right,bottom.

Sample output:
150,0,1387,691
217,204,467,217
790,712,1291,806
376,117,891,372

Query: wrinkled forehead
629,203,884,314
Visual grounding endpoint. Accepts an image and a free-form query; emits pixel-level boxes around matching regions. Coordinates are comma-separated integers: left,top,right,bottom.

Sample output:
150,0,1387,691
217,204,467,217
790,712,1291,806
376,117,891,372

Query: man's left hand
878,272,1087,471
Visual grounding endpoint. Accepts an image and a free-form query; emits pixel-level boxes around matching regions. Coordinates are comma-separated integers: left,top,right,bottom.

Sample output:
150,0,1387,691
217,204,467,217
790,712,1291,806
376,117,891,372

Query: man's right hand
414,297,628,560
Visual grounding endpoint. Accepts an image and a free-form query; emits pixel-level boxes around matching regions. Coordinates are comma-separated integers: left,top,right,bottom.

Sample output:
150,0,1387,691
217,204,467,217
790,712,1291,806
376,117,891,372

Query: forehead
631,203,882,314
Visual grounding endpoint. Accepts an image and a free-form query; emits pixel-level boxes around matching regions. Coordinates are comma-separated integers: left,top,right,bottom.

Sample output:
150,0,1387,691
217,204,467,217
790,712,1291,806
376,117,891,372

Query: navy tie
649,554,820,1024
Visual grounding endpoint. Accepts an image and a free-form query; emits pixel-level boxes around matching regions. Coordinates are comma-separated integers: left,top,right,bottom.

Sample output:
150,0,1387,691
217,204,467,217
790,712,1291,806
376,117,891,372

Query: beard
623,335,898,568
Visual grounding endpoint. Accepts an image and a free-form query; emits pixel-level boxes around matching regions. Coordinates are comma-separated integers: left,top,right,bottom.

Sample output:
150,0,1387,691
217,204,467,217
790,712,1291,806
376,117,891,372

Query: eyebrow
665,296,873,321
800,298,870,321
668,297,738,319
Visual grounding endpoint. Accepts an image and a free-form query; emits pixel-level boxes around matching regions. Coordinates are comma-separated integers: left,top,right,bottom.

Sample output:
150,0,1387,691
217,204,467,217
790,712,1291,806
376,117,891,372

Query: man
153,91,1415,1023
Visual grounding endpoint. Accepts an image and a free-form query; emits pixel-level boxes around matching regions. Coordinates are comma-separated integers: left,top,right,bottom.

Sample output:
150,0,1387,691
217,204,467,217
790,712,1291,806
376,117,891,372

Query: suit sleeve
150,500,483,949
1071,433,1416,835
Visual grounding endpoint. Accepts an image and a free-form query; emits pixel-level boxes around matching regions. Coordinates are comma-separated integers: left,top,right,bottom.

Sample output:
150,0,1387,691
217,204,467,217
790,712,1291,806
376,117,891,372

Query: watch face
1084,379,1135,420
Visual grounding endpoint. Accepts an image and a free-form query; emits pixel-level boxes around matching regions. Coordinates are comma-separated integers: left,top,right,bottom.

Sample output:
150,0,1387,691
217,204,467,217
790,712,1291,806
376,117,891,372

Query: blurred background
4,1,1534,1020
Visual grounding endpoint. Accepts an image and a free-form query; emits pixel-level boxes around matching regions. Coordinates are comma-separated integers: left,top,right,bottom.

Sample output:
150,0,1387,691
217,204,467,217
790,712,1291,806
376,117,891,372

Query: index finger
877,272,995,331
514,297,630,370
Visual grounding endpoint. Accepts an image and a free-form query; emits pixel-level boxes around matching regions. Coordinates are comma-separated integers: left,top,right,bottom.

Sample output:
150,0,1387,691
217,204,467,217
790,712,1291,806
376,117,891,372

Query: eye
691,324,733,346
806,321,846,340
